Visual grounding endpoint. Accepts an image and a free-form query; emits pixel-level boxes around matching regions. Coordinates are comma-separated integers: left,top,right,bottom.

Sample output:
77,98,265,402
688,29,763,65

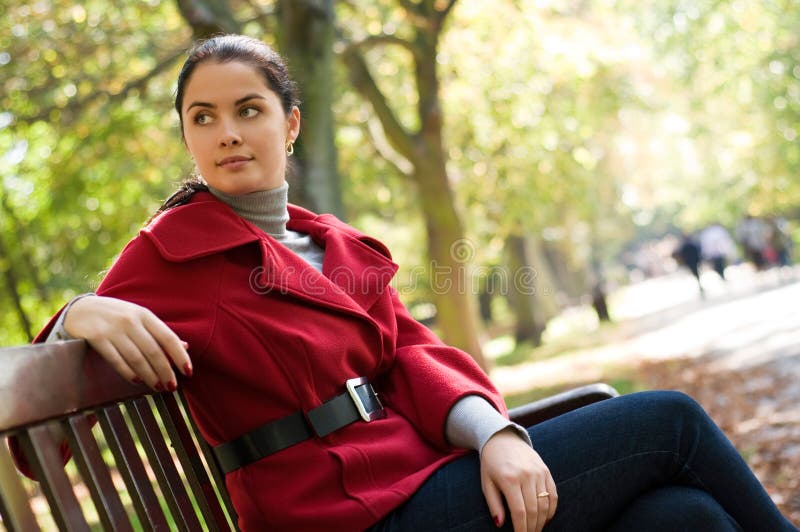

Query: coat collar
142,192,398,313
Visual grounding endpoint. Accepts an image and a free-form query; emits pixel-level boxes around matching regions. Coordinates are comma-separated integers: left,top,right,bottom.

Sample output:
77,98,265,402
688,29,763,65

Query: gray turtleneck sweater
208,183,325,272
48,183,530,454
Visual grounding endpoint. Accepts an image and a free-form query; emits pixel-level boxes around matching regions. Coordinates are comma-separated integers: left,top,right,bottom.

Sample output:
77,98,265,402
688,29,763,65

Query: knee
613,487,739,532
641,390,709,425
671,488,739,529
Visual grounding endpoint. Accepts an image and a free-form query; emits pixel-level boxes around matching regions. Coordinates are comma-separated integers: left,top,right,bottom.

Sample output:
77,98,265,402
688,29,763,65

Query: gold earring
286,141,294,156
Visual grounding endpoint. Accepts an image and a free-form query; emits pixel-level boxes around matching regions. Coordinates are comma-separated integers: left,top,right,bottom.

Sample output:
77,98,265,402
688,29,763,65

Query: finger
111,335,162,390
481,477,506,528
90,338,139,383
142,311,192,377
534,486,549,532
504,486,527,532
521,479,545,532
545,477,558,521
127,325,177,390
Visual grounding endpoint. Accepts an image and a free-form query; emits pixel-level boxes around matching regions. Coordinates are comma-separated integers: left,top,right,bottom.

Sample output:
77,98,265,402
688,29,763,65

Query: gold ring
537,491,549,498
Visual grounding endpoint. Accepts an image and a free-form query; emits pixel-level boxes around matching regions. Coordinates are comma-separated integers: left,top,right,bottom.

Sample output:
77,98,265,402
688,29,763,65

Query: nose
218,119,241,147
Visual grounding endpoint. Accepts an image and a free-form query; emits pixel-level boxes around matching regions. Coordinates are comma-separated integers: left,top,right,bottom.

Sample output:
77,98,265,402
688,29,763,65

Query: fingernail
183,362,193,377
132,377,143,384
167,380,177,392
182,341,190,349
154,383,164,392
494,515,501,527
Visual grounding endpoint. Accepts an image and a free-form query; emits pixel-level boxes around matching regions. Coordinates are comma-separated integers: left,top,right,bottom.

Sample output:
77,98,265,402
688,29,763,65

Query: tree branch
16,48,186,127
0,229,33,341
396,0,435,28
176,0,241,38
364,117,413,177
439,0,458,19
241,0,276,28
397,0,420,13
348,34,418,57
341,47,417,163
0,195,49,303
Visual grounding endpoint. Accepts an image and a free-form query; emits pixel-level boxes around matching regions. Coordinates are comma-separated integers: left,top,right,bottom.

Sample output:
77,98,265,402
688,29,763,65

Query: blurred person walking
674,233,705,296
699,224,736,280
735,214,770,270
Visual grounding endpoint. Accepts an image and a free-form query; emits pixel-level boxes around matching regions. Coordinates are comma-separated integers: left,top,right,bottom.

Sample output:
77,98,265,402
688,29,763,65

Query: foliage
614,0,800,225
3,0,800,346
1,0,193,343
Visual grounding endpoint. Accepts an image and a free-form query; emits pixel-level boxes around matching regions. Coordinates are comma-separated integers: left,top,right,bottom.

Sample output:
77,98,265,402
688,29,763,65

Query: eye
193,112,213,125
240,106,260,118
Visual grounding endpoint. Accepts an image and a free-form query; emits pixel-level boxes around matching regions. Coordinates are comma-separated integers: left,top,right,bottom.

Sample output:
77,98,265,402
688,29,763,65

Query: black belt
212,377,385,474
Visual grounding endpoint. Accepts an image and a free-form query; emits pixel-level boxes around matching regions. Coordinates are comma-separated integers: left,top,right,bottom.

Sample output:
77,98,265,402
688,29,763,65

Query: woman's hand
63,295,192,391
480,428,558,532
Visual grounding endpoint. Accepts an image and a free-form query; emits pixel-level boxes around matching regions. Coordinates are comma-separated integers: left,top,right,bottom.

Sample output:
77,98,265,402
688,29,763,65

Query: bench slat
156,393,229,531
97,406,171,531
18,425,90,532
128,397,202,531
65,415,134,532
0,442,40,532
183,401,240,530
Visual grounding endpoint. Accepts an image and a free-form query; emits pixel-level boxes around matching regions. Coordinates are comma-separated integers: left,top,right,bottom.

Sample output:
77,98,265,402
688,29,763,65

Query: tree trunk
275,0,344,217
175,0,241,38
341,0,487,369
0,232,33,341
505,234,544,346
415,161,486,369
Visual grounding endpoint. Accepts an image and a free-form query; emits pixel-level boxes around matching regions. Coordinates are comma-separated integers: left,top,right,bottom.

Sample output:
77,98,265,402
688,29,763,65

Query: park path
491,265,800,524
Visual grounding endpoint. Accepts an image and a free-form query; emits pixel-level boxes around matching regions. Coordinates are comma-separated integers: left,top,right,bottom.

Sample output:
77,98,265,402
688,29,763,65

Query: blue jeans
369,391,797,531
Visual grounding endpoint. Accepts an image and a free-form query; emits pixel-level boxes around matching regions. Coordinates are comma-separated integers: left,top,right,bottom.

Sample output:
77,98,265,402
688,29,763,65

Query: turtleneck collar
208,182,289,238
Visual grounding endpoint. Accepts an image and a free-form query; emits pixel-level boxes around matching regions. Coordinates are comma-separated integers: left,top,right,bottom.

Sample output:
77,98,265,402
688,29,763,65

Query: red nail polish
183,362,193,377
132,377,143,384
154,383,164,392
182,341,190,349
494,515,501,527
167,380,177,392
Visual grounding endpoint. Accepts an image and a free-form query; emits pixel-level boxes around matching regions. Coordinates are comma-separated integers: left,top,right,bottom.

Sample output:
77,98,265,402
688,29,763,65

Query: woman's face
181,60,300,195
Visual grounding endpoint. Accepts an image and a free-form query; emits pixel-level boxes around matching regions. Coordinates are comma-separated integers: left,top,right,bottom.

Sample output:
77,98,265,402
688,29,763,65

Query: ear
286,106,301,143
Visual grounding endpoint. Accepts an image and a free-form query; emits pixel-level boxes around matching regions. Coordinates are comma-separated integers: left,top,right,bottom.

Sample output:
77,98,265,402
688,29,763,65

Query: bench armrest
508,383,619,428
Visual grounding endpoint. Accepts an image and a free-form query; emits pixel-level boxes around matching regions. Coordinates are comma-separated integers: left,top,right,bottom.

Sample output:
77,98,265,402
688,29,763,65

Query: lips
217,155,253,169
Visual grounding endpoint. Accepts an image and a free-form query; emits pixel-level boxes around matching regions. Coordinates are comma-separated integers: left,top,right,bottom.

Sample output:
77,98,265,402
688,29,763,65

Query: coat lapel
144,194,398,316
142,195,260,261
287,207,399,313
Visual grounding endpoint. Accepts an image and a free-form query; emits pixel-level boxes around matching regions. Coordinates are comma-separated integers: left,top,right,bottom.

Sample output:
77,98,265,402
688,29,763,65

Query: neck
207,182,289,237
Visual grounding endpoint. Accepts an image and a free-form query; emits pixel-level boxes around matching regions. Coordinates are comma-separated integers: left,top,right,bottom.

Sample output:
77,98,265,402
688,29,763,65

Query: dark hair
154,35,300,218
150,177,209,223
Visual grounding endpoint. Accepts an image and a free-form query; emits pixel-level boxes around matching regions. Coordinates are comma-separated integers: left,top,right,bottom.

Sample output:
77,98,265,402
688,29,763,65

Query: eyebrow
186,94,267,112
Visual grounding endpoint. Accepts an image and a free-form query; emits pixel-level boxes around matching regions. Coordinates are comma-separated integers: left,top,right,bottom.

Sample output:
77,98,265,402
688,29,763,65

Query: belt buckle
346,377,386,422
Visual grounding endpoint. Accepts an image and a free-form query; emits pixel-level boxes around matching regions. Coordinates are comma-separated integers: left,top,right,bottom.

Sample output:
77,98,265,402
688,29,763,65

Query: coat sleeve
377,287,507,451
8,234,217,479
6,303,84,480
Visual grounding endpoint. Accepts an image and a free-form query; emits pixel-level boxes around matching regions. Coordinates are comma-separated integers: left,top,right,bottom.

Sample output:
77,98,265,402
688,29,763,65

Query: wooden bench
0,339,618,531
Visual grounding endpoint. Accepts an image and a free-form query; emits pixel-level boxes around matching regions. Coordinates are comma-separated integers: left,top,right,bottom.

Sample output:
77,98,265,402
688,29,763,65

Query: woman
17,35,796,532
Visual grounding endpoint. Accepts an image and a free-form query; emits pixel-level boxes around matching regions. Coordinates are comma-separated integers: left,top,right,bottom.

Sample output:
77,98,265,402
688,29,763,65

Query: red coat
24,192,506,531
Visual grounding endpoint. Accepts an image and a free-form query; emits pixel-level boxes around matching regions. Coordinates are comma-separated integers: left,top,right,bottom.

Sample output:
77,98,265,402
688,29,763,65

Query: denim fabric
369,391,797,532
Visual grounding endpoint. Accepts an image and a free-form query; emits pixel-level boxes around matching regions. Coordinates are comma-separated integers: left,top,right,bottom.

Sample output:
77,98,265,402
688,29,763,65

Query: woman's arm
62,295,192,391
481,428,558,532
446,396,556,532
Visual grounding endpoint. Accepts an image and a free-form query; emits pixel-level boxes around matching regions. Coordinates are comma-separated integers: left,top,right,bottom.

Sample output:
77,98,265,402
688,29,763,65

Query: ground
490,265,800,525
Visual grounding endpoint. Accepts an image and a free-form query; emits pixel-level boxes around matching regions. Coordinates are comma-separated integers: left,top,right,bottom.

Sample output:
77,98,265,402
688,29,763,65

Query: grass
503,369,647,410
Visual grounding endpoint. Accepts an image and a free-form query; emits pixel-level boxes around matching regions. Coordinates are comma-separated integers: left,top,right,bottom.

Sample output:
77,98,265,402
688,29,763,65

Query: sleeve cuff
45,293,95,342
445,395,533,453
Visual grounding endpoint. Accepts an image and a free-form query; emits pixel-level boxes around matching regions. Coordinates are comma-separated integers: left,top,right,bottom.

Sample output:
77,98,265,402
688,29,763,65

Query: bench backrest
0,340,238,531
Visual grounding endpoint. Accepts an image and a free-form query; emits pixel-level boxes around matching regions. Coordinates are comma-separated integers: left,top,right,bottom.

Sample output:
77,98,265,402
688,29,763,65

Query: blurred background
1,0,798,522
